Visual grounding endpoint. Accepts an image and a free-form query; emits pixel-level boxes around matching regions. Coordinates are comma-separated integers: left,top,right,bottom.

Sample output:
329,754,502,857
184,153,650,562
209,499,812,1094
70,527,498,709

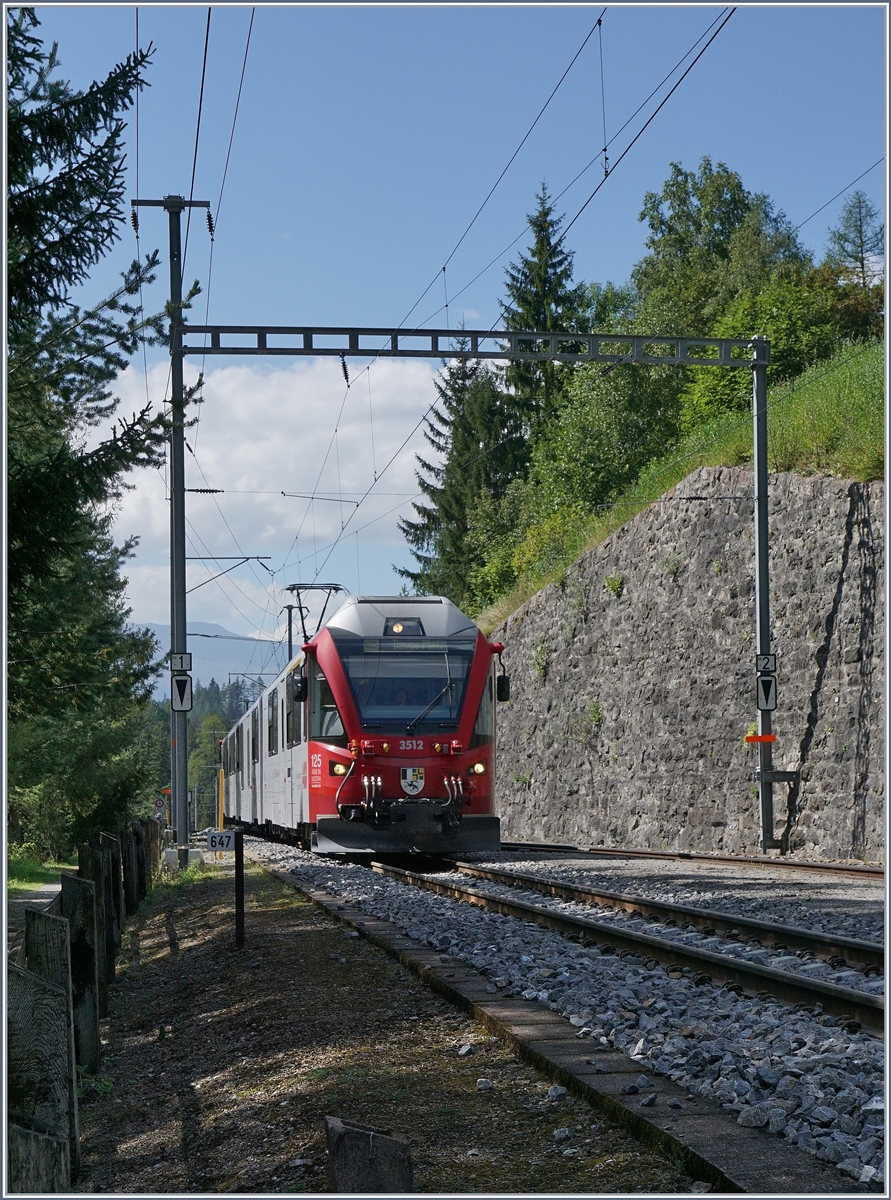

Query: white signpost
171,674,193,712
206,830,235,851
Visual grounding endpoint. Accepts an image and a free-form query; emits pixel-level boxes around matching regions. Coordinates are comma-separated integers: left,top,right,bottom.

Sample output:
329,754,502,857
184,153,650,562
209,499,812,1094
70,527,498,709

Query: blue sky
25,3,887,648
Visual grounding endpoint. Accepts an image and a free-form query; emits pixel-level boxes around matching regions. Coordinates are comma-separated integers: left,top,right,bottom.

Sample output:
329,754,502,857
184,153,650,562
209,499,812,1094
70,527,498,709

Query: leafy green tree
631,158,806,336
710,195,810,315
827,190,884,289
462,480,534,612
680,277,837,426
528,362,684,514
583,280,638,332
632,157,752,334
806,259,884,344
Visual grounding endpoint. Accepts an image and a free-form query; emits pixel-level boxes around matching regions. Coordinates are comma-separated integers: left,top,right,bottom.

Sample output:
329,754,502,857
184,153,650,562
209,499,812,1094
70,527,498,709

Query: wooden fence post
7,960,73,1193
148,817,162,876
100,832,123,952
122,827,140,916
23,910,81,1175
60,875,100,1074
324,1116,414,1193
132,821,148,902
6,1122,70,1193
77,845,108,1017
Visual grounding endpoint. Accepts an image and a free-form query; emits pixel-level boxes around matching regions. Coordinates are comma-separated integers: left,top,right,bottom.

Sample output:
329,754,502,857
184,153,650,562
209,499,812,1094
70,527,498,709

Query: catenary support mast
133,195,209,867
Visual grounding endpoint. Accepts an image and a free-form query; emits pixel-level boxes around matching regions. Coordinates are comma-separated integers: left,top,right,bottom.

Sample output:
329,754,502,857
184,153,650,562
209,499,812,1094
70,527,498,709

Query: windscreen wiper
405,682,453,734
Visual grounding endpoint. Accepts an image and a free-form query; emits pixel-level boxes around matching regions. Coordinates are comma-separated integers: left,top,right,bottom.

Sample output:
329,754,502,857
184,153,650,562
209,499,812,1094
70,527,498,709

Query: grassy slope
478,340,884,632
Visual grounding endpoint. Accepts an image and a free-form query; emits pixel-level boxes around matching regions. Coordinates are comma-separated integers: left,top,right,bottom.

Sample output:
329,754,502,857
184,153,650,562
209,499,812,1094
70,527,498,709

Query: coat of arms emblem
400,766,425,796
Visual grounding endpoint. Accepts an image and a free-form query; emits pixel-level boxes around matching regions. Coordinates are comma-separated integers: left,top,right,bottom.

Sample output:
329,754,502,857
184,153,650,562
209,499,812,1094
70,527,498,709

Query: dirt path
7,880,65,956
75,861,695,1193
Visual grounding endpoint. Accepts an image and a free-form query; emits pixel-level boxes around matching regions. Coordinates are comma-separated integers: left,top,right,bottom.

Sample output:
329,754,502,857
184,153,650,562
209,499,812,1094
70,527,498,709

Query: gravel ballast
254,841,885,1190
74,859,697,1193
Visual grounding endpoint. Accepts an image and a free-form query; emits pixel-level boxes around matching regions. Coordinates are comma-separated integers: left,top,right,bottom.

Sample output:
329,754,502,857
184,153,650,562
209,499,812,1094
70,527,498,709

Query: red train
222,595,508,854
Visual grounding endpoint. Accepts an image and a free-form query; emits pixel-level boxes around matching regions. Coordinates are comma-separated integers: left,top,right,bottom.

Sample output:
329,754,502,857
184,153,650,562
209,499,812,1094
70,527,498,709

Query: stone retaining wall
493,467,884,862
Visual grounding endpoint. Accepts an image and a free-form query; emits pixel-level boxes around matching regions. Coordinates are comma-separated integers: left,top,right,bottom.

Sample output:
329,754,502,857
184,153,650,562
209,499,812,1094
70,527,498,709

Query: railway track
449,860,885,970
370,861,885,1032
500,841,885,881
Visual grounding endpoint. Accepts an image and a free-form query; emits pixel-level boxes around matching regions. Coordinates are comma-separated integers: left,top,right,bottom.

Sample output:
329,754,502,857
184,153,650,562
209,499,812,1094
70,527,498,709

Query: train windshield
331,634,477,731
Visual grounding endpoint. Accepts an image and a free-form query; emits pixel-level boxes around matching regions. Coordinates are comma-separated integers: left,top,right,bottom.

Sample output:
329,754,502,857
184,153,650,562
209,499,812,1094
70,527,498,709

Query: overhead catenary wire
194,9,256,452
597,16,608,176
181,7,212,274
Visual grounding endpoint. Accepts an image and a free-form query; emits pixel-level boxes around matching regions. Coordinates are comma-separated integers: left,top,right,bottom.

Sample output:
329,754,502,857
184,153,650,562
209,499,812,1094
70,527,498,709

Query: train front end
306,596,504,855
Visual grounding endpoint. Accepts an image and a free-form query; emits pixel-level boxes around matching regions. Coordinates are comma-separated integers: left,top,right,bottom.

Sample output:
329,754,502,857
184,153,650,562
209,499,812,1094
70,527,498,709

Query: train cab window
268,687,279,755
470,671,494,748
251,708,259,763
309,665,348,747
286,669,302,747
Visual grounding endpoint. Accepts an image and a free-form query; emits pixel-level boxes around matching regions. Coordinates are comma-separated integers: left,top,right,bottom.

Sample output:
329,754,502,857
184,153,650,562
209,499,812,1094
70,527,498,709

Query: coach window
470,671,494,748
268,686,279,755
309,665,348,748
286,669,302,747
251,708,259,763
236,724,243,783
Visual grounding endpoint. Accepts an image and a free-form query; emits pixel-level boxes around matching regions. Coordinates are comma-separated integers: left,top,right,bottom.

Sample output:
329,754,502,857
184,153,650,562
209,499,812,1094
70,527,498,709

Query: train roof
322,595,479,639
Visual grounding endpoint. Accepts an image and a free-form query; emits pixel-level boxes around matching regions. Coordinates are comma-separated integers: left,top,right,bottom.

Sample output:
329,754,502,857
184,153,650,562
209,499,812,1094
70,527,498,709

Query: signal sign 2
756,674,777,711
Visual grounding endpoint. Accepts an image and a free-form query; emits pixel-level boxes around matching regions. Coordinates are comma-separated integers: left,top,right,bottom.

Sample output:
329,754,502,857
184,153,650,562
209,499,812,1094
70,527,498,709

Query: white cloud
107,356,442,636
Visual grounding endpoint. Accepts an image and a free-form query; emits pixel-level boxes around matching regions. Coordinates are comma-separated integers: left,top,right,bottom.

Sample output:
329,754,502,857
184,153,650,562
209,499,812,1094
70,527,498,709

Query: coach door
250,705,260,823
235,722,244,820
286,667,305,825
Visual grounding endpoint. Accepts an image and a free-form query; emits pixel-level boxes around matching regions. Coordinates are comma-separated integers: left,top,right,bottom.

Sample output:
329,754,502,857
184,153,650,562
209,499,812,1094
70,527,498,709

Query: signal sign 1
171,674,193,711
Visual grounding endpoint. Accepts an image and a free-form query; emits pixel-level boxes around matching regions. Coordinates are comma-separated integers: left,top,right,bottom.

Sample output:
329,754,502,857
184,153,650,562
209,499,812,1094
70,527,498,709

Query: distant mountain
142,622,287,699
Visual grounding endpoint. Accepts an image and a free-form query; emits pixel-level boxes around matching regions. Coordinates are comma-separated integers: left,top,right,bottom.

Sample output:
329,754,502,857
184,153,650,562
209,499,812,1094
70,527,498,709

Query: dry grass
75,862,694,1193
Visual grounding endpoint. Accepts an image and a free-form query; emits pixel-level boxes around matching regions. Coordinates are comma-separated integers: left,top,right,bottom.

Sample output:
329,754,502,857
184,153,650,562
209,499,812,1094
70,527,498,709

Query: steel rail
370,862,884,1032
499,841,885,881
450,861,884,970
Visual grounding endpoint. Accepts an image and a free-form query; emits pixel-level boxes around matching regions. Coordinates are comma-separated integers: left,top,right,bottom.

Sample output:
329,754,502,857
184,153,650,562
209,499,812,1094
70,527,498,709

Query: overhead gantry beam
180,325,764,367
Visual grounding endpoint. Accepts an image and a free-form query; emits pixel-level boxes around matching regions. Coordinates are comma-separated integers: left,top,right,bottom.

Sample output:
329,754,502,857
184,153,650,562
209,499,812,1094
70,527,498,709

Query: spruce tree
6,9,176,853
501,182,587,422
398,345,526,602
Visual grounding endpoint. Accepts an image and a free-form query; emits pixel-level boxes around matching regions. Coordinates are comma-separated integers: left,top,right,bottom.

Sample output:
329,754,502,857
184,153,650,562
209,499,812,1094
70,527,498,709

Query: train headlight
330,761,348,776
470,762,486,775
